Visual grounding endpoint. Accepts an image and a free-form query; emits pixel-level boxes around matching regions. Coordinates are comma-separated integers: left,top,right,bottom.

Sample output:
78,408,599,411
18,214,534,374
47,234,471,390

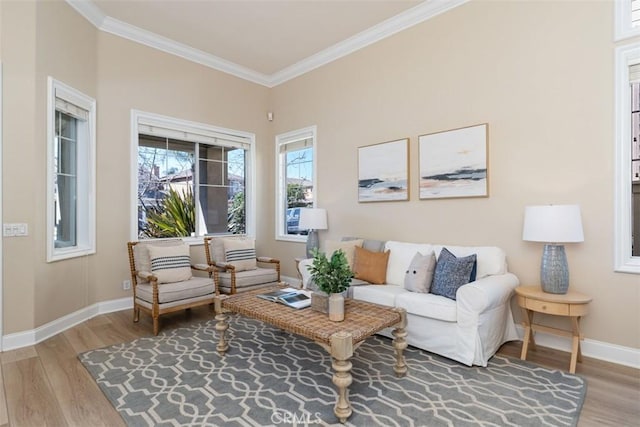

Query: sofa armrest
456,273,519,317
297,258,313,289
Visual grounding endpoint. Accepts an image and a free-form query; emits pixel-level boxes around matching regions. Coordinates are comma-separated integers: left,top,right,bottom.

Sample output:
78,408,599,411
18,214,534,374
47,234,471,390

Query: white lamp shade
522,205,584,243
298,208,327,230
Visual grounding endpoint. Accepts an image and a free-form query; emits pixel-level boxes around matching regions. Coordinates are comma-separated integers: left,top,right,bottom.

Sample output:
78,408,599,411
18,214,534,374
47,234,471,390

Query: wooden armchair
127,240,216,335
204,236,281,294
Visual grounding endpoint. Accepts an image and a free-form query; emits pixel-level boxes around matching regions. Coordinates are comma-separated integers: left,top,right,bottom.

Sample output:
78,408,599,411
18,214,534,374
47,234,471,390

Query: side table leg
569,316,582,374
214,296,229,355
392,308,408,377
520,308,536,360
330,331,353,424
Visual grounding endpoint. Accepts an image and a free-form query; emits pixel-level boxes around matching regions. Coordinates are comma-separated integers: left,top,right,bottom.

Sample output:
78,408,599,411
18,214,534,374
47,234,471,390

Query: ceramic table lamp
522,205,584,294
299,208,328,258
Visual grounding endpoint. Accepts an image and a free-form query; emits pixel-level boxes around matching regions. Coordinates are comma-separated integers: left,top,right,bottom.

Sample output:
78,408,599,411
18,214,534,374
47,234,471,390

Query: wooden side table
515,285,592,374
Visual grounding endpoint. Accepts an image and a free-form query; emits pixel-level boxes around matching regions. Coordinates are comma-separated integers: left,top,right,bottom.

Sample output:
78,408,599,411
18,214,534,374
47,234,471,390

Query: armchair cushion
132,239,185,283
136,277,214,304
147,244,193,284
223,238,257,271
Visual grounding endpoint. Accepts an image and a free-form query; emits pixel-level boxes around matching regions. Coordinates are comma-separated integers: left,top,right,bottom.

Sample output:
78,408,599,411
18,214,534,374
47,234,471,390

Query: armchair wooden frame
203,236,281,294
127,241,216,335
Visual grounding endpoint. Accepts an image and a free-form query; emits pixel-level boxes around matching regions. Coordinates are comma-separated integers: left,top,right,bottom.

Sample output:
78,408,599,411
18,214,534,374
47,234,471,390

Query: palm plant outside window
137,134,246,238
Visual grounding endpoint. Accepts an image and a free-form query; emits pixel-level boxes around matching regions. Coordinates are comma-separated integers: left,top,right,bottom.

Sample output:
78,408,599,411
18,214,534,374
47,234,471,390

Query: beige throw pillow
224,238,257,272
324,239,364,269
148,244,193,284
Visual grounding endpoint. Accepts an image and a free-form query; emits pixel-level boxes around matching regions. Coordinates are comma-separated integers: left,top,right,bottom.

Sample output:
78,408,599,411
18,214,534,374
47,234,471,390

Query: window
46,78,96,262
275,126,317,241
615,0,640,40
614,44,640,273
132,111,255,240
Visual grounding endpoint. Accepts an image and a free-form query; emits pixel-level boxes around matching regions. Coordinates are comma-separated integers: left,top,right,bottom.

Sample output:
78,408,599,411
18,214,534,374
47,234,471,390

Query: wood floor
0,307,638,427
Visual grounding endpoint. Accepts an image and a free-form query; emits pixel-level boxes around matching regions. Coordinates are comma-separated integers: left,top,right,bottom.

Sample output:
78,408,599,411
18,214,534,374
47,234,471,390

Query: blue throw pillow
430,248,477,300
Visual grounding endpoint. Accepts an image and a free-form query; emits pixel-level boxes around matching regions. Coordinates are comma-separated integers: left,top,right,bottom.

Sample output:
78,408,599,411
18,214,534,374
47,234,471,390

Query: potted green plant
308,249,353,321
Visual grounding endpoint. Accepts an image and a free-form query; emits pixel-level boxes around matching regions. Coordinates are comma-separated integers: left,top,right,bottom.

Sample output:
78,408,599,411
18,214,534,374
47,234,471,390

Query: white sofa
298,239,519,367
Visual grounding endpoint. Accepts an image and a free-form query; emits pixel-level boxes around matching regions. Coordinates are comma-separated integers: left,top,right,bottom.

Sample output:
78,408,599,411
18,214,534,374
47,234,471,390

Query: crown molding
100,16,272,87
65,0,469,88
270,0,470,86
66,0,106,28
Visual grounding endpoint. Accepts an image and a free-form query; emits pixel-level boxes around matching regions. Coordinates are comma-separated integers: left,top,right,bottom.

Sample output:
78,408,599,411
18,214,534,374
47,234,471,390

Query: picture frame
419,124,489,200
358,138,409,203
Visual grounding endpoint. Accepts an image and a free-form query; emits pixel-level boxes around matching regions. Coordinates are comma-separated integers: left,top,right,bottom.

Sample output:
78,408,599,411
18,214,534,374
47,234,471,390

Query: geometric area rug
79,315,586,427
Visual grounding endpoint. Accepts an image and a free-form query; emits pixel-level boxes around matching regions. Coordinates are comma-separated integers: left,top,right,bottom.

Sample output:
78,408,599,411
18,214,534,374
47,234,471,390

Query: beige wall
0,0,270,334
0,0,638,352
270,1,640,349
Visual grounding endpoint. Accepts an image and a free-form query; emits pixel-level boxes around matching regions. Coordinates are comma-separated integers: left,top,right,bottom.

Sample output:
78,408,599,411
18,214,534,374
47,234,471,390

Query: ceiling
67,0,467,87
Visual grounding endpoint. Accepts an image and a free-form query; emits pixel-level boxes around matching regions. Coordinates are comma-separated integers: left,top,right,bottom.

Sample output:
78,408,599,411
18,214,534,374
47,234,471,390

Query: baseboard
2,297,132,352
514,325,640,369
3,297,638,370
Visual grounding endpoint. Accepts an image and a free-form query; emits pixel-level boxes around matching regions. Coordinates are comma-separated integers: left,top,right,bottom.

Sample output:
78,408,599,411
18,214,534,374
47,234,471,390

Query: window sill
276,235,307,243
47,246,96,263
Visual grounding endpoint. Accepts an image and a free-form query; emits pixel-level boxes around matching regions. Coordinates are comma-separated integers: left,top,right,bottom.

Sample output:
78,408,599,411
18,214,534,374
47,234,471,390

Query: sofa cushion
404,251,436,293
224,238,257,272
395,291,457,322
432,245,506,279
353,247,390,284
431,248,477,300
325,239,363,269
384,241,433,286
147,243,193,284
351,284,406,307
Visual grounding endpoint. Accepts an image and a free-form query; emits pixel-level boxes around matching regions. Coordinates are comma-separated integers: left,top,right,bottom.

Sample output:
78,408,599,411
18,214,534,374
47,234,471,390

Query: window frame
130,110,256,242
275,125,317,242
615,0,640,41
614,43,640,274
46,77,96,262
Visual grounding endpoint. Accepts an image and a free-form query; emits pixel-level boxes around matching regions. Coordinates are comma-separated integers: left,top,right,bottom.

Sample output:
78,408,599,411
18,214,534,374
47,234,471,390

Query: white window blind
138,118,250,150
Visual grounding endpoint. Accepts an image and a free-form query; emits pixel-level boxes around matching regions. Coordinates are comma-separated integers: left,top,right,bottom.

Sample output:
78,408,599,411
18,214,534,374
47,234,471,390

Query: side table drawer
524,298,569,316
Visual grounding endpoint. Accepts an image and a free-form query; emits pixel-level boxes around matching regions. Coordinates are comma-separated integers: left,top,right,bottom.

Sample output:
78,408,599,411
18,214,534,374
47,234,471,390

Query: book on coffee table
257,287,311,309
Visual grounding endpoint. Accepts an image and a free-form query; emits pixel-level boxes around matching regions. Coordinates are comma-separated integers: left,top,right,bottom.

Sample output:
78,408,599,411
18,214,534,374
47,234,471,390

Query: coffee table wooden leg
214,296,229,355
330,331,353,424
392,308,408,377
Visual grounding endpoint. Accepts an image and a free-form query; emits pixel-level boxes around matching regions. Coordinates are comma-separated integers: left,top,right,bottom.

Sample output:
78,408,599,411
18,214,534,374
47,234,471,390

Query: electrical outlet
122,280,131,290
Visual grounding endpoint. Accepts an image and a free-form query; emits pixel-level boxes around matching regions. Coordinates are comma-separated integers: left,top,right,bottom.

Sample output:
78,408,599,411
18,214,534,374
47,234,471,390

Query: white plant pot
328,293,345,322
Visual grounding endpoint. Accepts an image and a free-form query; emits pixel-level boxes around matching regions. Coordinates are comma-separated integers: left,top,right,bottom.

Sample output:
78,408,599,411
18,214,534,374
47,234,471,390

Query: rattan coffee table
213,286,408,423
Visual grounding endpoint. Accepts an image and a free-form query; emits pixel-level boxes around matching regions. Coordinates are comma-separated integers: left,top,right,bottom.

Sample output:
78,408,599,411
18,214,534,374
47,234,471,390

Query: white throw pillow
147,244,193,284
404,251,436,293
384,241,433,286
224,238,257,271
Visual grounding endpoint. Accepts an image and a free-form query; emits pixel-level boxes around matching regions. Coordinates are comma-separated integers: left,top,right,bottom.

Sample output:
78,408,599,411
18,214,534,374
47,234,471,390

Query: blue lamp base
306,230,319,258
540,244,570,294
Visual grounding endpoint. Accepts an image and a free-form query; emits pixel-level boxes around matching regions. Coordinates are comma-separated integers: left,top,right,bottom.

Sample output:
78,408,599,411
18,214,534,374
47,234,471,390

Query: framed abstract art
418,124,489,200
358,138,409,202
